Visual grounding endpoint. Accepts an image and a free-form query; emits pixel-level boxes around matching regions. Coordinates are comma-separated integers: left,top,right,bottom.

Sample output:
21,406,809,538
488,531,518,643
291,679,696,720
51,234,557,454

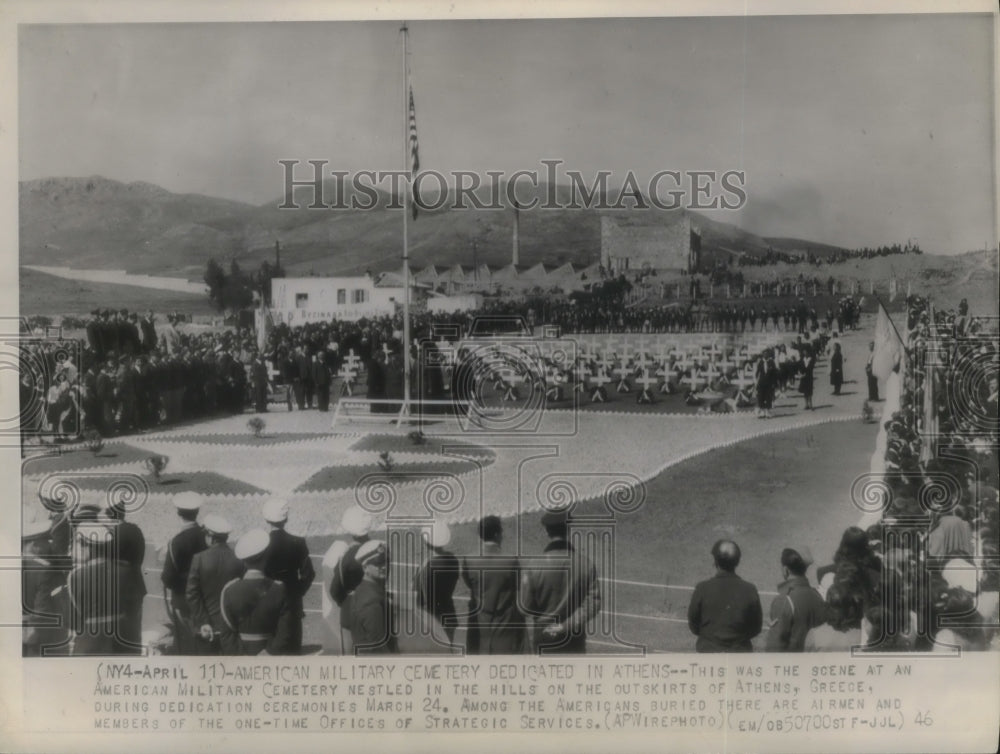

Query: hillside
20,175,824,280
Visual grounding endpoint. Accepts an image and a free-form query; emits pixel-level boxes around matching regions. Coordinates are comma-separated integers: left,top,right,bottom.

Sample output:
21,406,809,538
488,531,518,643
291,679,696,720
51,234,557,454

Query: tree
205,258,227,312
224,260,254,311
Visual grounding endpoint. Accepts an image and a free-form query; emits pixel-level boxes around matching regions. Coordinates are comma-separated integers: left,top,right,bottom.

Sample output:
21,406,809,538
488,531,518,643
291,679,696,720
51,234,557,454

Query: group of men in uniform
85,308,159,361
24,489,604,656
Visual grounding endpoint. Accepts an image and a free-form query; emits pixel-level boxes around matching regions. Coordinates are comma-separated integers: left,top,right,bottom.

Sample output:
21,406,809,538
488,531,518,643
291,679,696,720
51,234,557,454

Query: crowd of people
21,294,864,440
735,241,922,268
22,498,601,657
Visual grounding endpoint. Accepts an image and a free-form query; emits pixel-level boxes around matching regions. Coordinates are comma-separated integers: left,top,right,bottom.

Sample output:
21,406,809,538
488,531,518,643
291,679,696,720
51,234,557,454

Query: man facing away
462,515,525,654
519,509,601,654
262,499,315,653
161,492,207,653
219,529,295,656
688,539,763,652
186,514,244,654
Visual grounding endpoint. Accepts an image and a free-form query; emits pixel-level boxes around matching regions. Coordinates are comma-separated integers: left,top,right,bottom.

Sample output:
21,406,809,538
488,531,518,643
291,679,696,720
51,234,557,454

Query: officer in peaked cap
341,540,395,654
160,492,207,653
261,499,314,653
219,529,295,656
186,514,244,654
67,521,143,656
22,519,70,656
414,521,459,643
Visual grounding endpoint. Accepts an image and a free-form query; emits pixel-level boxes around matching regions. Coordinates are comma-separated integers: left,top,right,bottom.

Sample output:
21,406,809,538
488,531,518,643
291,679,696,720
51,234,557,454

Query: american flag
408,86,420,219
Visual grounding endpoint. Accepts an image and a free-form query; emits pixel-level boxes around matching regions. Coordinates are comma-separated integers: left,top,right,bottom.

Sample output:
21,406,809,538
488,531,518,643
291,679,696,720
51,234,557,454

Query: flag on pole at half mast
408,86,420,220
871,299,904,382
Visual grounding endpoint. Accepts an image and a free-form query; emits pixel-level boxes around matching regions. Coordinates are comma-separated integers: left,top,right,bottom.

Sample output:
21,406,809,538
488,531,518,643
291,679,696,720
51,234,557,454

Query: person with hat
67,521,144,656
186,514,244,654
341,540,395,654
519,508,601,654
161,492,207,653
321,506,376,654
687,539,763,652
461,515,525,654
219,530,295,656
413,520,460,644
22,519,70,656
765,545,827,652
261,499,314,653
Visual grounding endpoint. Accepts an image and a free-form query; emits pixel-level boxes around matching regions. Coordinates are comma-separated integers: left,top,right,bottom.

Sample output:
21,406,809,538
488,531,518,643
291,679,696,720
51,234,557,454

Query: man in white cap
341,540,395,654
160,492,207,653
219,529,294,656
765,545,826,652
322,506,378,654
261,498,314,653
413,520,459,643
186,514,244,654
22,519,70,656
67,521,144,656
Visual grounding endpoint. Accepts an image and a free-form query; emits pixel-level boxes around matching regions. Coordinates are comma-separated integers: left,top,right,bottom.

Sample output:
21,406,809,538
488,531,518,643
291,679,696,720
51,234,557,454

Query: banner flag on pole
408,86,420,219
871,298,904,382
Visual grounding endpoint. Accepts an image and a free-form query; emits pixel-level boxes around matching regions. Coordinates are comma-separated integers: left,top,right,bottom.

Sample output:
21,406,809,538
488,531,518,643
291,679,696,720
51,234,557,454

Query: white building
270,275,421,324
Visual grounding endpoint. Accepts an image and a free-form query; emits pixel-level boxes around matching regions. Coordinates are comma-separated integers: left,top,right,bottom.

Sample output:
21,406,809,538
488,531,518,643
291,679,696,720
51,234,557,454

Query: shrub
247,417,266,438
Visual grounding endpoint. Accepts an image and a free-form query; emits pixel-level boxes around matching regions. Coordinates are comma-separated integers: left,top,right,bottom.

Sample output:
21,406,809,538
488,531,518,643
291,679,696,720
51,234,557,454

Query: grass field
18,267,215,317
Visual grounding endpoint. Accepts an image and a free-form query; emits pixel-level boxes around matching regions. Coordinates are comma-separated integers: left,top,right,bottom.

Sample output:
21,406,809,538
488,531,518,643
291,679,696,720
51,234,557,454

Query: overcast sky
18,15,997,254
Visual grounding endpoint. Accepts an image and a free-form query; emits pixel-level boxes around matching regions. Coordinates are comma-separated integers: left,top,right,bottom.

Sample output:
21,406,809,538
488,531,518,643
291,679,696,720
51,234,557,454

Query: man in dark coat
519,509,601,654
293,346,312,409
462,515,525,654
413,521,460,643
22,519,70,656
67,522,144,656
765,546,827,652
161,493,207,653
105,502,146,647
220,529,296,656
187,514,244,654
312,352,331,411
830,342,845,395
687,539,763,652
262,499,315,653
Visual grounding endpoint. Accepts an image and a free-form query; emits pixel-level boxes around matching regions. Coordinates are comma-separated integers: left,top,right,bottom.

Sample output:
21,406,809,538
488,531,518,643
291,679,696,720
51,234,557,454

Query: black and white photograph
2,1,999,751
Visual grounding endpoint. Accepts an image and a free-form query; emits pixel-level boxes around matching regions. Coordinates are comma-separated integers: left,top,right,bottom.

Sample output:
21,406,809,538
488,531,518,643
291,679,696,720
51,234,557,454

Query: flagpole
401,22,412,418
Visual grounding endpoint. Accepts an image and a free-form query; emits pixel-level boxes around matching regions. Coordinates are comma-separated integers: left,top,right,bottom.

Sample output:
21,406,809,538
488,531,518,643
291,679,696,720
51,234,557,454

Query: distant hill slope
20,175,843,280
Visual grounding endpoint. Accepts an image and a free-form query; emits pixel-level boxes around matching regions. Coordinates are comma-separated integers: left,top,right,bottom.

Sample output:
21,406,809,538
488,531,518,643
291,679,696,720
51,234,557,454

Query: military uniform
219,571,295,655
263,527,315,652
161,520,207,652
341,576,394,654
187,542,245,653
67,527,144,656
